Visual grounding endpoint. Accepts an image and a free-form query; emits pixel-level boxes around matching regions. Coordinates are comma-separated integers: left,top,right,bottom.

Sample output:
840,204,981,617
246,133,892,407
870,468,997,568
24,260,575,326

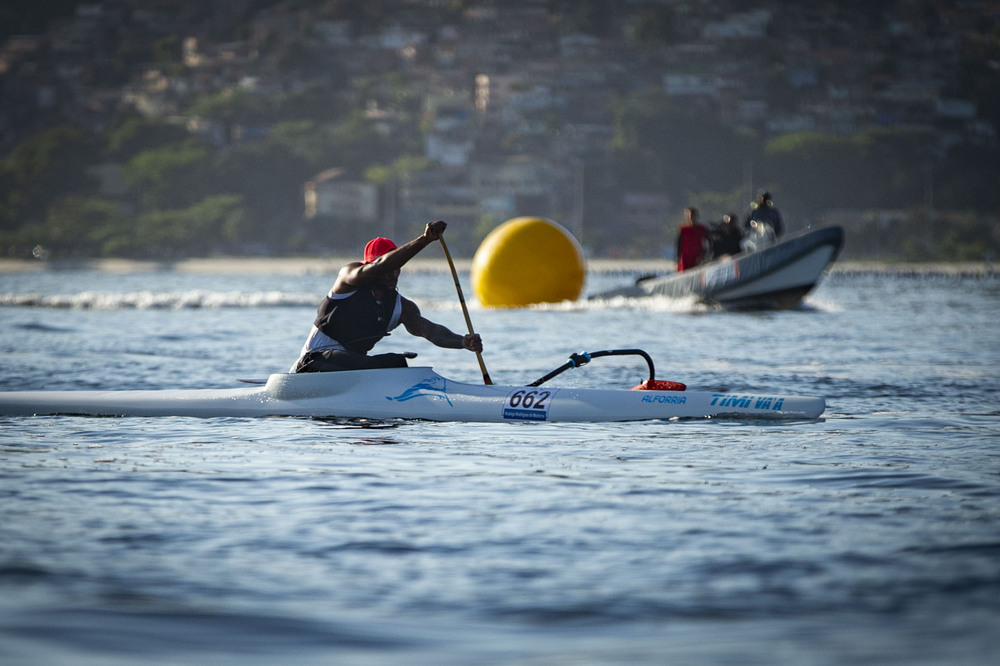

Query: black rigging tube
528,349,655,387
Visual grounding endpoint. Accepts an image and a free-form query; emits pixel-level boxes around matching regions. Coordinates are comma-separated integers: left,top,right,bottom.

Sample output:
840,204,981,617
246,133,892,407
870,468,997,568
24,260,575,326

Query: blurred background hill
1,0,998,261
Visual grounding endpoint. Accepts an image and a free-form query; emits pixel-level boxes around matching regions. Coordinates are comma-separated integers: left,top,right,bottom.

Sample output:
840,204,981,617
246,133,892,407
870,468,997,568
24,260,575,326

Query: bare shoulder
331,262,365,293
400,296,420,319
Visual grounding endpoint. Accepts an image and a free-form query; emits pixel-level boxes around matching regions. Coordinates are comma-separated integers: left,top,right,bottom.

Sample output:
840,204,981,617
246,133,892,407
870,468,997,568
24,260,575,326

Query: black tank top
313,288,400,354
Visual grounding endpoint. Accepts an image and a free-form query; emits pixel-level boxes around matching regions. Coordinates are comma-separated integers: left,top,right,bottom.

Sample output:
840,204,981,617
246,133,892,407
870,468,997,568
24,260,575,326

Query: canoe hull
0,367,825,421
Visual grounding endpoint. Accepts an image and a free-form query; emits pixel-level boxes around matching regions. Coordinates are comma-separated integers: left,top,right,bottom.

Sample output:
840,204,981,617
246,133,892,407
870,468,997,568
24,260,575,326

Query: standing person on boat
710,213,745,257
746,191,784,238
675,207,709,272
292,220,483,373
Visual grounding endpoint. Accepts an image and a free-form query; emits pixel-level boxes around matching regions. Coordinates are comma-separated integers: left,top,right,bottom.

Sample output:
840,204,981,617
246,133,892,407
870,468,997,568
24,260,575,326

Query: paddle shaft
439,236,492,385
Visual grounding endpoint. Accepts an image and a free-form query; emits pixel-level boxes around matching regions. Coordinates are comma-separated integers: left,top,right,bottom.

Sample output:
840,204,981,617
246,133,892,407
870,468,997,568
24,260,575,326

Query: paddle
439,235,492,385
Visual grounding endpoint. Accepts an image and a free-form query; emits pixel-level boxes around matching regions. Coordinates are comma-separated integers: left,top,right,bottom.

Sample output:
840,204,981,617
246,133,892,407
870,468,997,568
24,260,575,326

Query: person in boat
675,207,709,272
746,190,784,238
292,220,483,373
709,213,745,257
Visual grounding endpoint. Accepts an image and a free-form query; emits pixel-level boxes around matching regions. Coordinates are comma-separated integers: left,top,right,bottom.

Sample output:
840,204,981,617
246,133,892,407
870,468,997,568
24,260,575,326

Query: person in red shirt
675,207,708,272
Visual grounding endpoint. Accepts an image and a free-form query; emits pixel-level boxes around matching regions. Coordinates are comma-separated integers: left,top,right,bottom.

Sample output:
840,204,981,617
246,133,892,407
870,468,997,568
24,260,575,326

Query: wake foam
0,290,316,310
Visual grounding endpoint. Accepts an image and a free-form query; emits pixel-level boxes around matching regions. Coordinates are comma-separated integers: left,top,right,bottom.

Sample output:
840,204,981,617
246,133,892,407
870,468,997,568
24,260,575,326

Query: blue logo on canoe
387,376,453,406
710,393,784,411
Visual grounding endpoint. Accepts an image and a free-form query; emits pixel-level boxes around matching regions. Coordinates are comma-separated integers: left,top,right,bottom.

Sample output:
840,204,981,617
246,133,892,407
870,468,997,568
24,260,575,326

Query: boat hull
0,367,825,421
595,226,844,309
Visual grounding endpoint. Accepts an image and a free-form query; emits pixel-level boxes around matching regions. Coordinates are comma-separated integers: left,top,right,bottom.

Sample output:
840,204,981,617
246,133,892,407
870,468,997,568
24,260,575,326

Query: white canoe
0,366,825,421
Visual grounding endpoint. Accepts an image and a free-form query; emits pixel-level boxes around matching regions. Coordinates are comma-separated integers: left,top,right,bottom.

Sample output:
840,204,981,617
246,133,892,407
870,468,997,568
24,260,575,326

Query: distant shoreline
0,256,995,276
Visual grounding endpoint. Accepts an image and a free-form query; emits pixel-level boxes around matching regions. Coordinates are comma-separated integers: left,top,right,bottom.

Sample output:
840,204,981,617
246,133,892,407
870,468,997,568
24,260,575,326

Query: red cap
363,237,397,263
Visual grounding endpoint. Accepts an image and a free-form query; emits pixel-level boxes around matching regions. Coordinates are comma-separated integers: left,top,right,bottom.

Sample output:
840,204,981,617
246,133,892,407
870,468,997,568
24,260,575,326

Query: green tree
936,144,1000,211
185,89,275,126
269,120,331,165
273,85,350,123
47,196,130,256
762,132,863,213
928,210,997,261
365,154,429,186
689,186,748,224
610,90,754,212
210,140,311,247
105,115,190,160
628,6,679,47
153,35,180,68
132,194,247,257
0,125,96,230
122,139,211,210
320,110,396,169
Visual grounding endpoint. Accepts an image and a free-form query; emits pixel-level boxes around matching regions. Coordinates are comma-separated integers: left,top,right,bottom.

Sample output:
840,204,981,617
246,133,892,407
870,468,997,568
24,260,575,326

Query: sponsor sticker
710,393,785,411
640,394,687,404
502,388,557,421
387,377,453,406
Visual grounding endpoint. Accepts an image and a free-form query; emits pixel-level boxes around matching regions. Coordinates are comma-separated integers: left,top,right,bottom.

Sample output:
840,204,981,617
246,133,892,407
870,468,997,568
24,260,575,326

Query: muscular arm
400,298,483,351
333,220,445,294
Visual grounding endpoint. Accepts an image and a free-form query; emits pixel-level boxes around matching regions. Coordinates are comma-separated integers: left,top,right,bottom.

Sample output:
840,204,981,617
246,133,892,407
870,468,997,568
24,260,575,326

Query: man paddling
292,220,483,373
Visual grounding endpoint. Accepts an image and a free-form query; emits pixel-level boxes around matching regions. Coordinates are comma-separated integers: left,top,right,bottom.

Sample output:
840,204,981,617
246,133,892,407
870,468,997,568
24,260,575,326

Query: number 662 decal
502,387,557,421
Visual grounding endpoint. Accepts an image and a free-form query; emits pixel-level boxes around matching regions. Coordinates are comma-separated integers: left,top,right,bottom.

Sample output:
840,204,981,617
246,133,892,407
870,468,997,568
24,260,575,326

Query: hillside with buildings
1,0,998,260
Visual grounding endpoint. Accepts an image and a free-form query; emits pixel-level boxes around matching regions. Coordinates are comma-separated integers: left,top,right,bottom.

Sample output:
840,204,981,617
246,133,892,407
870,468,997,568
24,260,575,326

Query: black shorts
293,349,409,373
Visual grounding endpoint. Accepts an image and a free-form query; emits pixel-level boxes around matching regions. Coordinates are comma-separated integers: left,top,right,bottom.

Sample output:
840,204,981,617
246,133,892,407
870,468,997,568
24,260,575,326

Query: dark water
1,268,998,664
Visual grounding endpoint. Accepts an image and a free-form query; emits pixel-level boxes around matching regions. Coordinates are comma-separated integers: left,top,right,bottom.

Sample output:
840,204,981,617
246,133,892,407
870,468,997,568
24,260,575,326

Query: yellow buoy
471,217,586,307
